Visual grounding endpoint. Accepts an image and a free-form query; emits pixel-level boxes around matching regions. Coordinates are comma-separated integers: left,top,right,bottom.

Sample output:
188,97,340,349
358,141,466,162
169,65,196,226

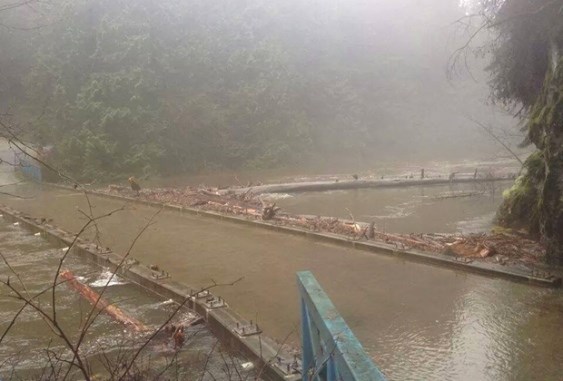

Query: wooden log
198,189,220,197
206,200,228,207
373,231,444,250
205,200,261,216
60,270,148,332
419,235,446,248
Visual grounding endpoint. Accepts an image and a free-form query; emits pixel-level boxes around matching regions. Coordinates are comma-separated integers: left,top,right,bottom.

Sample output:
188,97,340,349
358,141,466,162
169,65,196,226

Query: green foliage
477,0,563,261
488,0,563,261
5,0,486,181
17,0,322,180
528,58,563,262
483,0,563,110
527,59,563,148
497,151,544,235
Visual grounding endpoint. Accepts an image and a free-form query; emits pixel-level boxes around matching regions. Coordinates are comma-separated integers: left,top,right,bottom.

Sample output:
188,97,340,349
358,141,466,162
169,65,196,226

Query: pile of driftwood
438,233,545,264
106,184,263,213
102,184,546,265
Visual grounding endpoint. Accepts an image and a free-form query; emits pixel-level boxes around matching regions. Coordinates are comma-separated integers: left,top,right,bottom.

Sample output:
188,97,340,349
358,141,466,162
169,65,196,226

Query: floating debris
99,182,547,267
241,362,255,371
89,269,128,287
60,269,147,331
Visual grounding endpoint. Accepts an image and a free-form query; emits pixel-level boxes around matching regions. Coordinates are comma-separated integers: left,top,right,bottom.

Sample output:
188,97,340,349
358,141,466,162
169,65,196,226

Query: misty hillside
1,0,516,180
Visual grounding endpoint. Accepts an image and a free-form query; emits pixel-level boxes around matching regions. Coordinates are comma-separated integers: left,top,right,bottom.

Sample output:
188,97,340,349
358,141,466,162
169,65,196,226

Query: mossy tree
461,0,563,263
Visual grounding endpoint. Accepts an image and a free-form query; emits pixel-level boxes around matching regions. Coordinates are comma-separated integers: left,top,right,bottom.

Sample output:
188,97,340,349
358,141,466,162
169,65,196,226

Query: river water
0,144,562,380
0,216,247,380
0,183,561,380
0,148,252,379
272,181,511,234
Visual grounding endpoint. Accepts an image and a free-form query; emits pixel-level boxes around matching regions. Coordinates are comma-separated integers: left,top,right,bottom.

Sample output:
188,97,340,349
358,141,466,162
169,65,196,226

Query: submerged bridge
5,143,389,380
6,147,563,379
2,160,383,381
8,145,561,381
0,202,386,381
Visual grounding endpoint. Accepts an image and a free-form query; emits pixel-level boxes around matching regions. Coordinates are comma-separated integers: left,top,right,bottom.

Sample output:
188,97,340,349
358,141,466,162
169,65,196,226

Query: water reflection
375,280,563,381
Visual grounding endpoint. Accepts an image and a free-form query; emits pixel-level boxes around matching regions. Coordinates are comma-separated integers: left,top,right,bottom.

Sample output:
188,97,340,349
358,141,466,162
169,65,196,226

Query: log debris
259,198,280,220
60,270,148,332
100,181,547,267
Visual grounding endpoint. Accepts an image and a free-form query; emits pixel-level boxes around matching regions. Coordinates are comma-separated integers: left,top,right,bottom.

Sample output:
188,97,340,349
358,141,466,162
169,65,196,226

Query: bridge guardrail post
14,150,42,182
297,271,387,381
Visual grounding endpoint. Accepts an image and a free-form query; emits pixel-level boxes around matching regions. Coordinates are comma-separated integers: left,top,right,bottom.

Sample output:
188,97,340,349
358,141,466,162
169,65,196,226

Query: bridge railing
297,271,387,381
13,150,42,182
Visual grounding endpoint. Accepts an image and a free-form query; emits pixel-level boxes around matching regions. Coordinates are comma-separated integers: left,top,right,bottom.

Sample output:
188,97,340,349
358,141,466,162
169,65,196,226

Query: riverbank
90,180,560,287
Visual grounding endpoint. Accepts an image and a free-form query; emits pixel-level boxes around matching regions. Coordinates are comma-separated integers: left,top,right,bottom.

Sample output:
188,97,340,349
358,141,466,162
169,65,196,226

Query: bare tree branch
465,115,524,166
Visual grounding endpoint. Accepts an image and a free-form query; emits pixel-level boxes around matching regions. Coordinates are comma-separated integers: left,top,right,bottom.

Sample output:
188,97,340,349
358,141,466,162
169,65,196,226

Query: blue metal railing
13,151,42,182
297,271,387,381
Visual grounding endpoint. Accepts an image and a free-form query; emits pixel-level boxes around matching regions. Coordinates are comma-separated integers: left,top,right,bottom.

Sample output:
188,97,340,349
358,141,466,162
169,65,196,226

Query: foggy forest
0,0,562,380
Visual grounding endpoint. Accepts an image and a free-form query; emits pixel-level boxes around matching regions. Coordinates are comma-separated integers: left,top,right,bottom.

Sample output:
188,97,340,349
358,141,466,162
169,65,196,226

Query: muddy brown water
0,183,562,381
271,181,512,234
0,158,250,379
142,156,523,189
0,216,249,380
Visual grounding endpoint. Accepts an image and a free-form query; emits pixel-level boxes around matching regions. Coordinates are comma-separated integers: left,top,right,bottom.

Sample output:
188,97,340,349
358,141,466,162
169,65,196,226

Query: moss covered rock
498,58,563,264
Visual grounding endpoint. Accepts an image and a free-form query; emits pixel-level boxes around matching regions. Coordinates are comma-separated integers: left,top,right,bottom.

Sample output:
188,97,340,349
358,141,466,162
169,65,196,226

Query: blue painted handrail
13,151,42,182
297,271,387,381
